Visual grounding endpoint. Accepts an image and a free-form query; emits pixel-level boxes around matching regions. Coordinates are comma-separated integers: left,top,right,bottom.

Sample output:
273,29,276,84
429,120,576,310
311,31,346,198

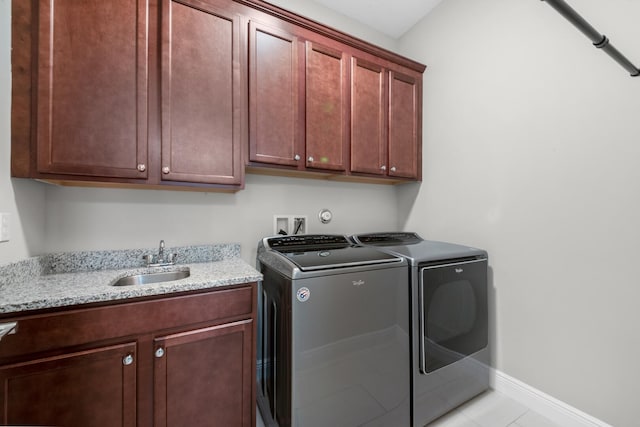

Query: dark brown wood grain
389,70,422,180
305,40,349,172
0,283,257,426
349,58,423,181
11,0,424,188
154,320,254,427
10,0,33,178
0,285,254,361
160,0,244,185
248,21,302,167
350,57,387,176
232,0,426,73
0,342,137,427
35,0,149,179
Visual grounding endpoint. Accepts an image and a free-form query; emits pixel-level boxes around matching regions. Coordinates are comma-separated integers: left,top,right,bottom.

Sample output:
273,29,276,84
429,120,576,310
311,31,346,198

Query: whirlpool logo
352,280,365,287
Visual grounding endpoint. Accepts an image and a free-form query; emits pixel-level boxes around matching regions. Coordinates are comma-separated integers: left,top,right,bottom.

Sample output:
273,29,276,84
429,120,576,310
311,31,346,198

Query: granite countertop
0,243,262,315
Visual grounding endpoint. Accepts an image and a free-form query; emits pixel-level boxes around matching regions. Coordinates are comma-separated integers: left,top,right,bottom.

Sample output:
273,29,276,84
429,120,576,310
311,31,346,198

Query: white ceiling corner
312,0,444,39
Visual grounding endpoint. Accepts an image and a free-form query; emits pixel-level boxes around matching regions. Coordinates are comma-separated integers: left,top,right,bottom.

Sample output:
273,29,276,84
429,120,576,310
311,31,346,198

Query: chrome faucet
143,240,177,267
158,240,165,263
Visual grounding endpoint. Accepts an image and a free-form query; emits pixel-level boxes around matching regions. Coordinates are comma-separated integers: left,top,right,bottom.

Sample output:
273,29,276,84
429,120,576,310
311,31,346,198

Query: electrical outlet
0,213,10,243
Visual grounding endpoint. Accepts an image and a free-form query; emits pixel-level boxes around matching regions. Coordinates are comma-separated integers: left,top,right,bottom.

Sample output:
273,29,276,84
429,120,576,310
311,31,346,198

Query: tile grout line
508,409,530,427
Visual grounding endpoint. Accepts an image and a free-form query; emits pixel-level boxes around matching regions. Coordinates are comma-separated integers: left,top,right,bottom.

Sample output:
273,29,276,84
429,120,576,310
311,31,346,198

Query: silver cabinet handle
155,347,165,358
307,156,314,162
390,166,397,172
380,165,387,171
137,164,146,172
122,354,134,366
162,167,170,174
0,321,17,341
294,154,301,161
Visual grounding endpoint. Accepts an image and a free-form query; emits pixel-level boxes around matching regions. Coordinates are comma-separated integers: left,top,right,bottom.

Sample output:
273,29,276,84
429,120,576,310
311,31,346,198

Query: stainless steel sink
111,268,190,286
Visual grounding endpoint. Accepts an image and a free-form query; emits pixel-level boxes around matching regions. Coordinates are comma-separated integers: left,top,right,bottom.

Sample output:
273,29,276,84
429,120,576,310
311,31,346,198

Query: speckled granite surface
0,244,262,315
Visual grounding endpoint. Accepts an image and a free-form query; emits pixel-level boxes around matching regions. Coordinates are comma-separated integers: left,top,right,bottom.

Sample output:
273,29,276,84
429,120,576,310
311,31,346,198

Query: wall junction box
273,215,307,235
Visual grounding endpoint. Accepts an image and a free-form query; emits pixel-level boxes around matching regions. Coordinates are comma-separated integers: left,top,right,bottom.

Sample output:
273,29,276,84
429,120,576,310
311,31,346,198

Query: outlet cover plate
0,212,10,242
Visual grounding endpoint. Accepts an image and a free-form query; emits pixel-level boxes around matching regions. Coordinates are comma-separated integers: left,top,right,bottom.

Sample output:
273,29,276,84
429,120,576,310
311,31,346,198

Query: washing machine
256,234,410,427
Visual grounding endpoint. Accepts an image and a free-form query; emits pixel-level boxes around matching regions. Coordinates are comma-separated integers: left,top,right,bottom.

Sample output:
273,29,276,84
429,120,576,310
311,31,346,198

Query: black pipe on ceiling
540,0,640,77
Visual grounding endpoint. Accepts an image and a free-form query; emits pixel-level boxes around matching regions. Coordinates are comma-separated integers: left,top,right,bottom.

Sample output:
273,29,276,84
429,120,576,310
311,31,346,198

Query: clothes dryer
351,232,489,426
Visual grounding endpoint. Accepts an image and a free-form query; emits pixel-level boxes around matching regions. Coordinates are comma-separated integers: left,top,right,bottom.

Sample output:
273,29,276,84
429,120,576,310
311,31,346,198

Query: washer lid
280,246,401,271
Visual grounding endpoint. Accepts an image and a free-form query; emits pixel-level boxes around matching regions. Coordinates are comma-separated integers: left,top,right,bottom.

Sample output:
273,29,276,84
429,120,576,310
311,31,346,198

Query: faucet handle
167,253,178,264
143,254,155,265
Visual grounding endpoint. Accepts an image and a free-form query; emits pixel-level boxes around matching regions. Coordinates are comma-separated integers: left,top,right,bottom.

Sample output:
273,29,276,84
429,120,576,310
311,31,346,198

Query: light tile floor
429,390,558,427
257,389,559,427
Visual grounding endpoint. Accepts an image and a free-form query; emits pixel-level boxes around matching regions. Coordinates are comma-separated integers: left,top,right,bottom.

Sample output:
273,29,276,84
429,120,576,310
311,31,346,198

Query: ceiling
312,0,444,39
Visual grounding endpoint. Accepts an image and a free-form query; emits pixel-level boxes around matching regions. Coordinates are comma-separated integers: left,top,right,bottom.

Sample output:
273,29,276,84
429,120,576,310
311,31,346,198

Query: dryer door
419,258,488,373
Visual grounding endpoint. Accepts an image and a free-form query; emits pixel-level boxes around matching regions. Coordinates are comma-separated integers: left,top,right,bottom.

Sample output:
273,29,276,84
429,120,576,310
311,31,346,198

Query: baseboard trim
490,369,612,427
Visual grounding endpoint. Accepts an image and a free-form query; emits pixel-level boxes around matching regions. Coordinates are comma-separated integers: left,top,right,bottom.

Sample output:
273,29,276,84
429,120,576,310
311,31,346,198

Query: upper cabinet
12,0,245,191
388,70,421,180
248,24,349,172
11,0,424,190
351,57,422,180
245,6,424,183
304,40,349,172
248,21,301,167
350,57,386,176
35,0,149,180
160,0,243,186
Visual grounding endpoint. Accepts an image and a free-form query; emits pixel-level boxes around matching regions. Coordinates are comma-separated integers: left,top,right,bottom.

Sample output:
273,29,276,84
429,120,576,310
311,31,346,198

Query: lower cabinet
0,284,256,427
0,342,137,427
154,320,254,427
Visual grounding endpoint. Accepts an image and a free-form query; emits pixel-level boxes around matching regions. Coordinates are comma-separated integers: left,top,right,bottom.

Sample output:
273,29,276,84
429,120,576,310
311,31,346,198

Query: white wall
0,0,400,267
397,0,640,425
0,0,47,264
43,175,398,263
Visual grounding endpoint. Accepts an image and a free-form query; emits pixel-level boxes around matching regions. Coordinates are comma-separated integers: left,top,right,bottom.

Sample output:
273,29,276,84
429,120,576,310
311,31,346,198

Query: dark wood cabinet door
36,0,149,179
305,41,348,171
0,342,137,427
153,319,254,427
161,0,243,185
350,57,387,176
249,21,302,167
388,70,421,180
